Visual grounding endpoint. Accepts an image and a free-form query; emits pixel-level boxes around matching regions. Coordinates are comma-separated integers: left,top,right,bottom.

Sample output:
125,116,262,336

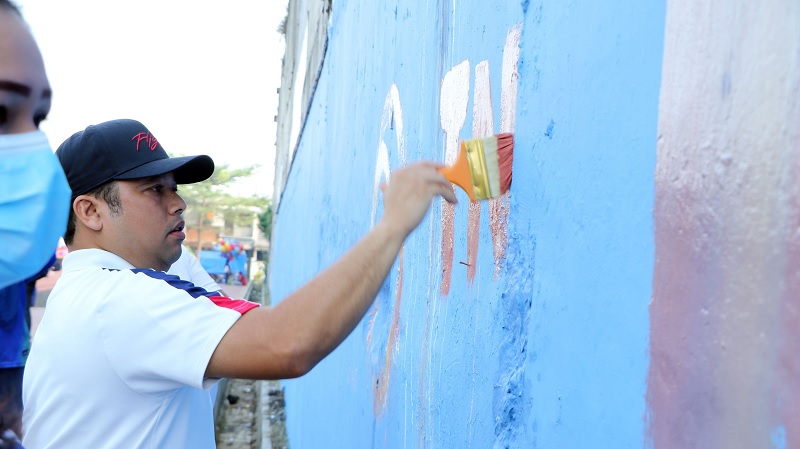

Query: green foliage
176,161,270,253
257,204,273,240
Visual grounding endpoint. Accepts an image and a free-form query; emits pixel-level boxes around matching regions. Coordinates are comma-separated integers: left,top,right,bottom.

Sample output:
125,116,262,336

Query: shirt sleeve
97,270,243,394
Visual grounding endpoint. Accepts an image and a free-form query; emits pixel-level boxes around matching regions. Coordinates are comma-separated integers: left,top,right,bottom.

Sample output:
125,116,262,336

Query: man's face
0,10,51,135
105,173,187,271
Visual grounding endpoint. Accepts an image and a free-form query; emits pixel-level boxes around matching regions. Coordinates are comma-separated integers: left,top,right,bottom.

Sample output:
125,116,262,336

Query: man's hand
380,162,458,238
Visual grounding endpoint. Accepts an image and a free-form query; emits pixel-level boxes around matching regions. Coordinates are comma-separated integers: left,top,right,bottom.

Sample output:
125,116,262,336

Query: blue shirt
0,257,52,368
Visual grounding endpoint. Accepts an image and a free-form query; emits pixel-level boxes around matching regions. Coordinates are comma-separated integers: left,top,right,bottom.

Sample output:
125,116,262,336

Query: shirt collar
61,248,136,272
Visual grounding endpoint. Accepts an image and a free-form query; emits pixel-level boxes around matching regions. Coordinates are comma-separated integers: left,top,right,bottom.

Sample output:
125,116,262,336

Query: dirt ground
215,379,287,449
215,378,259,448
215,278,287,449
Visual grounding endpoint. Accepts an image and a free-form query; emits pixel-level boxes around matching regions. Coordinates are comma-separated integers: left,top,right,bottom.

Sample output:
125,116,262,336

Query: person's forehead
0,10,50,94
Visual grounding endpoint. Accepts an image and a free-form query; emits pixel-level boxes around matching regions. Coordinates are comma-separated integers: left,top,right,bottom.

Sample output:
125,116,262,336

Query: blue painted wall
270,1,665,447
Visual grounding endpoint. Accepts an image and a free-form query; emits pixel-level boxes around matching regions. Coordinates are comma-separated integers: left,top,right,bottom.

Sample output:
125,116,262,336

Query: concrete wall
269,0,800,447
648,2,800,448
273,0,331,207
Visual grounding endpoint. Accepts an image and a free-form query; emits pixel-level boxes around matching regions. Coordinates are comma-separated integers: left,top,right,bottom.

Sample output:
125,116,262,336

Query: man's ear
73,195,103,232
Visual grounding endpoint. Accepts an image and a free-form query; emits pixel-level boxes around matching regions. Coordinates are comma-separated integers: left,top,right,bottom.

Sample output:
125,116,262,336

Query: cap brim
114,155,215,184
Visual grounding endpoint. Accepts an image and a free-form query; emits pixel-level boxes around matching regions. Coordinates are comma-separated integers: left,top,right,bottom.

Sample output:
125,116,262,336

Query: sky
16,0,288,199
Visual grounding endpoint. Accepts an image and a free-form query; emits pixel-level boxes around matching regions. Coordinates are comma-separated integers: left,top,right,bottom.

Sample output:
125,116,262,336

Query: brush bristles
476,133,513,199
495,133,513,193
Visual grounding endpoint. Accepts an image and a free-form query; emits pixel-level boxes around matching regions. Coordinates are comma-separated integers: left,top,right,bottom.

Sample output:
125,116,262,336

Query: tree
257,204,273,240
178,162,270,255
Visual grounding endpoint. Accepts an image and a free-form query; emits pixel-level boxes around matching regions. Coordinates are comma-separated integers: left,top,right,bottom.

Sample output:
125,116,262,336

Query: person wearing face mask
0,0,70,289
0,1,70,446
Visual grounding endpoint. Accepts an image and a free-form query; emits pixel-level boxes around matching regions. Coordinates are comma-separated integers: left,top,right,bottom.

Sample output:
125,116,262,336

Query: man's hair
64,182,122,245
0,0,22,15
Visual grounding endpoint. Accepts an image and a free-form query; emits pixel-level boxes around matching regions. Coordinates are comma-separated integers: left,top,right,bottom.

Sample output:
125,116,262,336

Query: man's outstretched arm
206,162,457,380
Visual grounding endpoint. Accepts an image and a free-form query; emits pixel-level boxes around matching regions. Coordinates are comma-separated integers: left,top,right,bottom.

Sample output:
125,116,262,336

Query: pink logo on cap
132,132,159,151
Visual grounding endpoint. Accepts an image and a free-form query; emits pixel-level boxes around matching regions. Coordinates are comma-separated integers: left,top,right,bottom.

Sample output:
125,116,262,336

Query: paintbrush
438,133,514,202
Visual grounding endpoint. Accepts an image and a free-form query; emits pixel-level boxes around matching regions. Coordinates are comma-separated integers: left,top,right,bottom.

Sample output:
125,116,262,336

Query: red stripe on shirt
207,296,260,314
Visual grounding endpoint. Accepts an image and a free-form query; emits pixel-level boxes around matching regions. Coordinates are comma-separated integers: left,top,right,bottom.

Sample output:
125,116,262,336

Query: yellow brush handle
437,142,476,202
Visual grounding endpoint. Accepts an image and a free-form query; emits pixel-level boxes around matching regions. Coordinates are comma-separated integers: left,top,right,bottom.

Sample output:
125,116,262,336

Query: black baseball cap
56,119,215,200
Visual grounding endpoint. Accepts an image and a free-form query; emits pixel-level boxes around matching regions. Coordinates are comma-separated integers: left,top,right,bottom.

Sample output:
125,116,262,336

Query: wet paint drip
439,60,470,296
469,60,494,284
466,202,480,282
440,203,456,296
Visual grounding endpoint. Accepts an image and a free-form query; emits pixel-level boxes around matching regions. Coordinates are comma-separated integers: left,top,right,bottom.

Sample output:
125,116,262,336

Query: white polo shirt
168,245,221,292
22,249,258,449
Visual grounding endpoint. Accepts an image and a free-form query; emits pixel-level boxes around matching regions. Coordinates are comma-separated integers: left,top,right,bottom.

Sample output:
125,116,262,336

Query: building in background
184,209,269,279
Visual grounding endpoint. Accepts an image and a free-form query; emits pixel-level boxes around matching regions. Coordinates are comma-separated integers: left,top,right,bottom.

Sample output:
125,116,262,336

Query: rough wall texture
269,0,798,447
647,1,800,448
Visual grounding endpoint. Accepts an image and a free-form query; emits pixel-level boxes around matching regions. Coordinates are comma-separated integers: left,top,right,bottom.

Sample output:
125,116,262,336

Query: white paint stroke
440,60,471,163
372,140,390,227
473,60,495,136
372,84,405,226
500,23,522,133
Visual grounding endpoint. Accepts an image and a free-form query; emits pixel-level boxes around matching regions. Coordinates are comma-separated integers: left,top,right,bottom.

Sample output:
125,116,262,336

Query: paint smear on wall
374,248,403,414
647,1,800,447
468,60,495,283
368,84,407,414
490,23,521,279
439,60,471,296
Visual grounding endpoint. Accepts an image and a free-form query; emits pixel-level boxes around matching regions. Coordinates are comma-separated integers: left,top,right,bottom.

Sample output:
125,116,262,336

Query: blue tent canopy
199,250,247,275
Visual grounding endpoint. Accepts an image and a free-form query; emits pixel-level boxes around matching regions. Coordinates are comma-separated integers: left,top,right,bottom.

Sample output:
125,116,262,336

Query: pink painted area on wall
439,60,471,296
647,1,800,447
778,182,800,448
468,60,495,283
490,24,521,278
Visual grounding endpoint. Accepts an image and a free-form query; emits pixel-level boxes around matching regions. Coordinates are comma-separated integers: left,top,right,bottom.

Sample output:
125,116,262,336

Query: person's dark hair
64,182,122,245
0,0,22,15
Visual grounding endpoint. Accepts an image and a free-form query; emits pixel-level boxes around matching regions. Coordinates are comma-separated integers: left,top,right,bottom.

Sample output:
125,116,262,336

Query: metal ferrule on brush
463,139,491,200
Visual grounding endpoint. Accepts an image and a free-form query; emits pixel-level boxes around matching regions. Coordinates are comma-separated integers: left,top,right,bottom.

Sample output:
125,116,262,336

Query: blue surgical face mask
0,131,71,289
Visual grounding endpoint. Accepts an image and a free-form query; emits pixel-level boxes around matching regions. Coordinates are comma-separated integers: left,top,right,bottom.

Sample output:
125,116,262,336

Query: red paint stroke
469,60,494,285
467,201,480,283
374,248,404,415
440,201,455,296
